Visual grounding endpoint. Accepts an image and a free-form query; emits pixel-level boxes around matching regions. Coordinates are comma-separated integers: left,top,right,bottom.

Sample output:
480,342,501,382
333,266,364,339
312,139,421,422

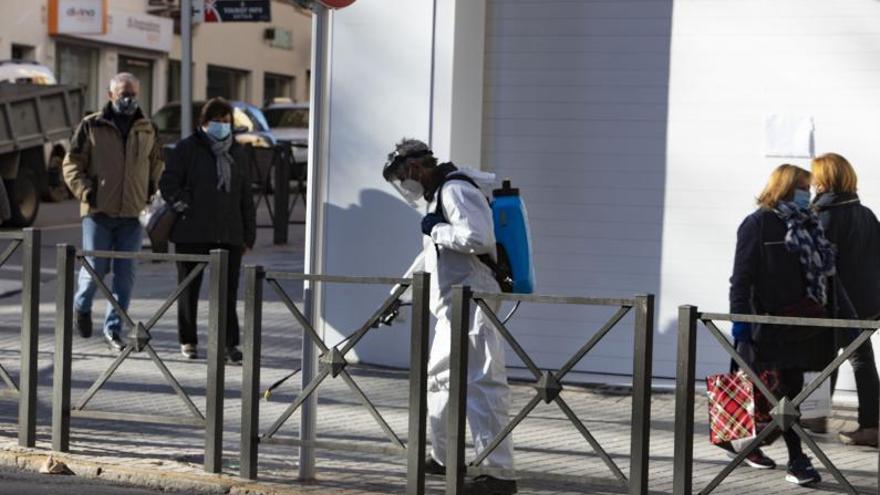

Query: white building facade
316,0,880,397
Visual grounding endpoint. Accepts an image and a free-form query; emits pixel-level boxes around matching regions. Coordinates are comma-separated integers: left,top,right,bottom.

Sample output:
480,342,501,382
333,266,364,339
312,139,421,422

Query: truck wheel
44,155,70,203
6,168,40,227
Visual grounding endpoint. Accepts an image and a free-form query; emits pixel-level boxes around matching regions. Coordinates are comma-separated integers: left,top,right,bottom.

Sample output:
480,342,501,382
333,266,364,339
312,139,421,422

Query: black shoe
425,457,445,476
225,346,243,365
725,447,776,469
463,475,517,495
104,333,126,353
786,455,821,485
75,310,92,338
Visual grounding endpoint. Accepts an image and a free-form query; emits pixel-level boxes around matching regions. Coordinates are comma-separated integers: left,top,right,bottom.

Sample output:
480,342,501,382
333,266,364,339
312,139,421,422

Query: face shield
383,149,430,208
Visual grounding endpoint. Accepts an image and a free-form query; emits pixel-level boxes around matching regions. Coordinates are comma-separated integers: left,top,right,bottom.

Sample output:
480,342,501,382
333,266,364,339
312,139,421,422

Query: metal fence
249,144,306,245
445,286,655,495
239,267,431,495
672,305,880,495
0,228,39,447
51,245,230,473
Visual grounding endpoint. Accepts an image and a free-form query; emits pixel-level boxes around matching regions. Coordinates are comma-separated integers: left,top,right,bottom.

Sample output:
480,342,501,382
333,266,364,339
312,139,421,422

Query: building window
207,65,249,101
11,44,35,61
118,56,154,114
264,72,294,104
56,42,99,114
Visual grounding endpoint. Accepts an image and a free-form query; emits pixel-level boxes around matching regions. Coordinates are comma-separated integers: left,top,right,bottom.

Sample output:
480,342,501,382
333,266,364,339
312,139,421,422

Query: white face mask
396,179,424,207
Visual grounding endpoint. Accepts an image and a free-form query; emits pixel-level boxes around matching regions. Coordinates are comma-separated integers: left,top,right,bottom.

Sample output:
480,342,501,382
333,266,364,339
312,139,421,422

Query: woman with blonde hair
728,164,837,485
812,152,880,447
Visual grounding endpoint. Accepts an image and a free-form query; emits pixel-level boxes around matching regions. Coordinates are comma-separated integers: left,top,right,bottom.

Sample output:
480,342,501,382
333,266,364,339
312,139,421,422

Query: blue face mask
793,189,811,210
205,121,231,140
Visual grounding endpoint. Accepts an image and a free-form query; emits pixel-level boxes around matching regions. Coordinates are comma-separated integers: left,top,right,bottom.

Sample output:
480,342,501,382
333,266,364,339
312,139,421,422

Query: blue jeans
74,214,143,338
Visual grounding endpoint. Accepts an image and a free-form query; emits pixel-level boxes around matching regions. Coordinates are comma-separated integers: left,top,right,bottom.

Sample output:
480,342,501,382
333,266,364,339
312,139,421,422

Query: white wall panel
660,0,880,389
320,1,434,365
483,0,675,381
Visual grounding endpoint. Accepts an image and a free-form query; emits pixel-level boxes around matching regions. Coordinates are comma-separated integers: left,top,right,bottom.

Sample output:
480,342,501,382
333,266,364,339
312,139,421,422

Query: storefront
54,41,100,113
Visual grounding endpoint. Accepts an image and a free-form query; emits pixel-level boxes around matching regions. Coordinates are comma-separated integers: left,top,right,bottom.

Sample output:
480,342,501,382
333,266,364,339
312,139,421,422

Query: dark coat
159,131,256,248
729,208,835,371
814,191,880,321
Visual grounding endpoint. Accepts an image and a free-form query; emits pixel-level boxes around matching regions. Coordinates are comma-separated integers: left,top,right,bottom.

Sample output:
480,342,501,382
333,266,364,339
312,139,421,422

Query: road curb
0,442,325,495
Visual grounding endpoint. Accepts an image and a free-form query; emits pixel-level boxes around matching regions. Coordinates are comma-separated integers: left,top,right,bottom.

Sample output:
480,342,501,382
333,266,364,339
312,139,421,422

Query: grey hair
394,138,431,158
108,72,139,93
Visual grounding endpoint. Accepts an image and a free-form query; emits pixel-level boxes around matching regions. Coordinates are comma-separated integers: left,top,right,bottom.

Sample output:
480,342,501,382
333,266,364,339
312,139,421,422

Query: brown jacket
62,103,164,217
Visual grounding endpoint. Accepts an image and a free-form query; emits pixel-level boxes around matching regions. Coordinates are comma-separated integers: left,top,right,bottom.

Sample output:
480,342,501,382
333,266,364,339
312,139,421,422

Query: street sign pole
299,1,331,481
180,0,194,139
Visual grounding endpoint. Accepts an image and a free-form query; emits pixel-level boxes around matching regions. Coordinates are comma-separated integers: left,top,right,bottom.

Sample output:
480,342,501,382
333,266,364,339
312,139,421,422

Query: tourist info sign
204,0,271,22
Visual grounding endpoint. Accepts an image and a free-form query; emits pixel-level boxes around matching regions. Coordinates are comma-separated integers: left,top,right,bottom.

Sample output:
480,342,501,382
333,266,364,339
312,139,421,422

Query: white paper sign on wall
765,114,815,158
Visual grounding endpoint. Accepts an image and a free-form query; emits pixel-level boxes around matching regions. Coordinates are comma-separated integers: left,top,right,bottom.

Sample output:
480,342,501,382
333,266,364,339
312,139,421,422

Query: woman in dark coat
728,164,836,486
159,98,256,364
812,152,880,447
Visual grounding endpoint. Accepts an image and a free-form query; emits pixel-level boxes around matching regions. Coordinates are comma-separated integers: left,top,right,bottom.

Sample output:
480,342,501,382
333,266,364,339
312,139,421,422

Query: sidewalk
0,205,876,494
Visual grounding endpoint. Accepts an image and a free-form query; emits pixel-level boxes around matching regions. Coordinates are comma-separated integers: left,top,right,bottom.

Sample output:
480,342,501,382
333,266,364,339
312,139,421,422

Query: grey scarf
208,135,233,193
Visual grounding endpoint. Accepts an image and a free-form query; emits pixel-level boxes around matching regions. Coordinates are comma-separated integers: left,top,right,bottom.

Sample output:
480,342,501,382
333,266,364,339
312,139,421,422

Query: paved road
0,464,177,494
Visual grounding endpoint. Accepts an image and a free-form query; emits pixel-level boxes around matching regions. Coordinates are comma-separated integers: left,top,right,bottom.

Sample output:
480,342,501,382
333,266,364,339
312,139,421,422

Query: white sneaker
181,344,197,359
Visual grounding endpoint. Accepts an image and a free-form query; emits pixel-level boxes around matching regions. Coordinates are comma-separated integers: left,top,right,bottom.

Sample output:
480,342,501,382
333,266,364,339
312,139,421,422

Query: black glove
373,300,403,328
421,213,445,236
86,189,96,207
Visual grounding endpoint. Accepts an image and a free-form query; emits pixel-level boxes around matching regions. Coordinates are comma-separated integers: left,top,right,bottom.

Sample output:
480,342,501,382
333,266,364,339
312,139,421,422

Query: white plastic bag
140,193,166,229
801,372,832,420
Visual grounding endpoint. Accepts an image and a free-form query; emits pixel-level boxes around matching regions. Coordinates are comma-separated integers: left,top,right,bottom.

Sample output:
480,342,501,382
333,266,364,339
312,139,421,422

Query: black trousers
174,243,243,348
831,338,880,428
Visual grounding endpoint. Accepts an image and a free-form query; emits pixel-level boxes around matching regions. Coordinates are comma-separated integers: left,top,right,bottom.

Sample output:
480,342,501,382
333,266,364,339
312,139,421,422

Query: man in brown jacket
62,72,163,351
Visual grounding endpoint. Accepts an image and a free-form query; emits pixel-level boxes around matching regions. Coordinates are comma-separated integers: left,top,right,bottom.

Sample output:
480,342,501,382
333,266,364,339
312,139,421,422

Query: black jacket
159,131,256,248
814,191,880,320
729,208,835,371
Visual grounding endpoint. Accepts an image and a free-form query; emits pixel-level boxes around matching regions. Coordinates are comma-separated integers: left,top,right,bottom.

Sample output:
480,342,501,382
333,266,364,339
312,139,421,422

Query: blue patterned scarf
773,201,836,305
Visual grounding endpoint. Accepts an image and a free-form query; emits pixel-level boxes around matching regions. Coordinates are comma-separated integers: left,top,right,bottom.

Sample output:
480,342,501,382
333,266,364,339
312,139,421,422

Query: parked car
263,99,309,179
0,60,84,226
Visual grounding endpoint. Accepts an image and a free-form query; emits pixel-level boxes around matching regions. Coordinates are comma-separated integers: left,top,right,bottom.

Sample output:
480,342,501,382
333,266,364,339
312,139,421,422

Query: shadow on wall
320,188,423,364
481,0,676,380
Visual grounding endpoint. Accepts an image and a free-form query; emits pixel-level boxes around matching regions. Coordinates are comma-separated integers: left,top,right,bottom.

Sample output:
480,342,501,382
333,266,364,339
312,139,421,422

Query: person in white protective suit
382,138,516,495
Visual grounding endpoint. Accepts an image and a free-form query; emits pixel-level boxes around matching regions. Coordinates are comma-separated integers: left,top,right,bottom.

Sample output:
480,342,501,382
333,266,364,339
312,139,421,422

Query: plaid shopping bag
706,372,756,445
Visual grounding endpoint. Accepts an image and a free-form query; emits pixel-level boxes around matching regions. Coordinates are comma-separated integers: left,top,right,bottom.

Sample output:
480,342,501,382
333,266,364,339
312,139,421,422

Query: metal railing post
630,294,654,495
18,228,40,447
52,244,75,452
446,285,471,495
241,265,265,479
299,283,318,480
273,146,290,245
205,249,229,473
672,305,698,495
406,272,430,495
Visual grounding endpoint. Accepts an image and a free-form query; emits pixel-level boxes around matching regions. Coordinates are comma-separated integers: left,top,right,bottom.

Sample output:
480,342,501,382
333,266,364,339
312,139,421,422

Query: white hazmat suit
402,167,515,473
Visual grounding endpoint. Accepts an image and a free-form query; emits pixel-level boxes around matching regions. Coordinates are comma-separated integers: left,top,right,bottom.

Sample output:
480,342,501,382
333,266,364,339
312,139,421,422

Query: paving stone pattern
0,223,875,494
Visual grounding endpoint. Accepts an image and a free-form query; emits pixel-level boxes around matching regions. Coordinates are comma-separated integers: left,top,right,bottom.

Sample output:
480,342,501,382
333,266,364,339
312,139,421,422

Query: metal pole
629,294,654,495
300,1,331,481
446,285,471,495
51,244,75,453
273,146,290,245
672,305,698,495
205,249,229,473
406,272,430,495
241,265,265,479
18,228,39,447
180,0,193,139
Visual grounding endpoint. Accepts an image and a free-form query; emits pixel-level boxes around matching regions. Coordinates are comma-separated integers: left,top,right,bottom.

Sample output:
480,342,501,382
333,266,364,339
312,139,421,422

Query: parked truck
0,60,84,227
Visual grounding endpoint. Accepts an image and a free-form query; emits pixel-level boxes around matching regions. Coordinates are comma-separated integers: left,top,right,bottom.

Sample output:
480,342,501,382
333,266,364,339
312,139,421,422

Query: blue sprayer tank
492,180,535,294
